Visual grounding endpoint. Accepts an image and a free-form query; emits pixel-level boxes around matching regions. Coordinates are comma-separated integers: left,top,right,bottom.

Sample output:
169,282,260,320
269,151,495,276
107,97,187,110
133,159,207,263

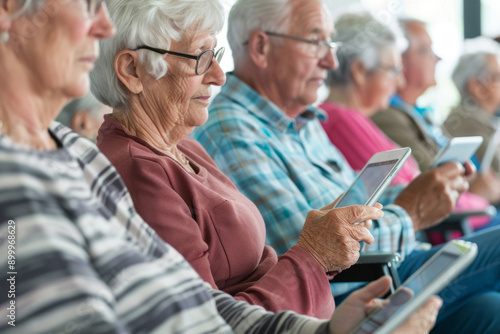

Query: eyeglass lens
316,44,330,59
88,0,103,16
197,48,225,75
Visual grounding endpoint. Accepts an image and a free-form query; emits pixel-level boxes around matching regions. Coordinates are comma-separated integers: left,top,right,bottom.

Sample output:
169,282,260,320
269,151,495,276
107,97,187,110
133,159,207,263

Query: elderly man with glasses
193,1,500,333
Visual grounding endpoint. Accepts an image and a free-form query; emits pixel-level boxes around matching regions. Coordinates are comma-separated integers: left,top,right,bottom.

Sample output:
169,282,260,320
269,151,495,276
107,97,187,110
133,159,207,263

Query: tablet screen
354,251,459,334
336,160,398,208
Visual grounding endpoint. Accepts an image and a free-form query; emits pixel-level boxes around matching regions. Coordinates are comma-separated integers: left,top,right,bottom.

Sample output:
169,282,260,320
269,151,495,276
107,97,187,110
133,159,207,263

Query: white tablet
430,136,483,168
350,240,478,334
334,148,411,209
480,125,500,172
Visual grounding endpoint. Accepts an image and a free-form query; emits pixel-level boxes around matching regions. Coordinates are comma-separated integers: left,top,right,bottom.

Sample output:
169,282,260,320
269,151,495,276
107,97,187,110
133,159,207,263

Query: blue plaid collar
220,73,326,132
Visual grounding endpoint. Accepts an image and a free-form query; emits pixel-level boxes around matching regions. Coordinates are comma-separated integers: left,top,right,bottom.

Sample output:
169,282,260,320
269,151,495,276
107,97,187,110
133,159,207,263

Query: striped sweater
0,123,329,334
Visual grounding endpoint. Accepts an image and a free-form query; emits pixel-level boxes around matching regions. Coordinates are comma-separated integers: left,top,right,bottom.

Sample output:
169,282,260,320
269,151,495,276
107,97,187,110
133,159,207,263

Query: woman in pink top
319,12,490,231
90,0,382,319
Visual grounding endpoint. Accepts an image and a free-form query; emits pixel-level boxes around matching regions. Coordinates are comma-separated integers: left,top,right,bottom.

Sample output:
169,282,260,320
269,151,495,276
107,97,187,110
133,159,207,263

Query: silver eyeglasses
264,31,340,59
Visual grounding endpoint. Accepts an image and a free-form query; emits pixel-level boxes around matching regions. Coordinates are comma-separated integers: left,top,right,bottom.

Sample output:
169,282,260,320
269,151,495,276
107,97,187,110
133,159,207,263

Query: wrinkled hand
469,170,500,205
296,205,382,272
394,162,469,232
329,276,442,334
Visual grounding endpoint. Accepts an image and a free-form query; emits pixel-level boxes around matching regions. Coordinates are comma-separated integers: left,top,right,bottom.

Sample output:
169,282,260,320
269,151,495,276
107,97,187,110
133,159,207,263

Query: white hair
452,52,498,100
327,11,405,87
398,17,427,53
90,0,225,109
228,0,293,66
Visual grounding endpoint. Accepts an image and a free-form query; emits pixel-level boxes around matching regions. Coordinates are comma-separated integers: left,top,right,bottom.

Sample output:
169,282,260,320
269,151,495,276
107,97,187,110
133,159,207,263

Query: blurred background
215,0,500,123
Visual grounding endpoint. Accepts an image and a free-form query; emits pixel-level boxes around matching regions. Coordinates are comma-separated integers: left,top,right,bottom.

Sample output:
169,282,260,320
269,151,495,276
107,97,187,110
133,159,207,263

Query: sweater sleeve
231,245,335,318
212,289,330,334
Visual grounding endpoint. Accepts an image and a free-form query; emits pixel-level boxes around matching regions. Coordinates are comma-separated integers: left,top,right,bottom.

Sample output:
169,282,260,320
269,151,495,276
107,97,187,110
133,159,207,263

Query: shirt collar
220,73,326,132
390,93,431,122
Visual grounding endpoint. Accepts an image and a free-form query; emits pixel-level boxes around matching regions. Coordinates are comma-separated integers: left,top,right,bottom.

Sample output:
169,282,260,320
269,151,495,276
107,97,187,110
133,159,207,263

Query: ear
0,0,14,32
350,60,367,86
114,50,143,95
70,111,91,134
246,30,271,69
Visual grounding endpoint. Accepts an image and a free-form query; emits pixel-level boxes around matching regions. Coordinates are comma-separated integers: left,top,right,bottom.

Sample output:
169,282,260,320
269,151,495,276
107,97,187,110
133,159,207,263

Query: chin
64,77,90,99
195,108,209,125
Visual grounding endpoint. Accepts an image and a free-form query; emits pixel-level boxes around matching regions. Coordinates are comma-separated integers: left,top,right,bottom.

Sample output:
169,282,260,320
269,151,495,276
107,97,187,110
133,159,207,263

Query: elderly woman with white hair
443,52,500,204
320,12,419,184
90,0,397,319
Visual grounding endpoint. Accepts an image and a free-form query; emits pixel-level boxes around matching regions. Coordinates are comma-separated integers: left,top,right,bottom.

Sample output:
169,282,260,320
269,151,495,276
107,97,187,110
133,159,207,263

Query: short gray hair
90,0,224,109
228,0,292,66
56,93,105,127
452,52,497,100
327,11,404,87
398,17,427,53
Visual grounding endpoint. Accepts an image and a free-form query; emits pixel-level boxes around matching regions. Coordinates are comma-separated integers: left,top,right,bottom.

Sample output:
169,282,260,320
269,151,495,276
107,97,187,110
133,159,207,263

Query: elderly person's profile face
475,55,500,108
4,0,114,99
361,47,403,113
140,30,225,128
402,22,440,90
115,28,226,132
264,0,337,111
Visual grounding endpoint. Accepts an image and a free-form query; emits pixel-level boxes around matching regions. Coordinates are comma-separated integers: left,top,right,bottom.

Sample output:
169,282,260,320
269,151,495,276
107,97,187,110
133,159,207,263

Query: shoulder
444,108,494,140
373,105,415,127
203,93,263,136
194,94,270,156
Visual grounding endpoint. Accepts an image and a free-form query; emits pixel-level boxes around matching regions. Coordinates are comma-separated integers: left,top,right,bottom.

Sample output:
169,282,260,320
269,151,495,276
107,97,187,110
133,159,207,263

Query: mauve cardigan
97,115,334,318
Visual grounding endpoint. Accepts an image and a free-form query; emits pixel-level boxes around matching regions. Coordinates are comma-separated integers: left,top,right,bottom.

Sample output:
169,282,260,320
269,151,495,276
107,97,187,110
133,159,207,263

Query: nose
320,49,338,70
89,3,116,39
433,51,442,63
203,58,226,87
396,70,406,89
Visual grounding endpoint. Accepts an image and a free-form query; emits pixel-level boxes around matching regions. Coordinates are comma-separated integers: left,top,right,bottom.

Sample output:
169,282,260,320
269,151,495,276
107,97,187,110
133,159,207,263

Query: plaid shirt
194,73,416,266
0,123,329,334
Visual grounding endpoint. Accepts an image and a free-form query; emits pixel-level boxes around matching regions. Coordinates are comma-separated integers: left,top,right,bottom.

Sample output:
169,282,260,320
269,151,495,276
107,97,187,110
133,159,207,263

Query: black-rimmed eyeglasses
264,31,340,59
132,45,225,76
87,0,103,17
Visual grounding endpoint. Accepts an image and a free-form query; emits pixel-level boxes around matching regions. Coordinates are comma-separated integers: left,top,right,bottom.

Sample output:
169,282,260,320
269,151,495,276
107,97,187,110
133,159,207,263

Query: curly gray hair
326,11,405,87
